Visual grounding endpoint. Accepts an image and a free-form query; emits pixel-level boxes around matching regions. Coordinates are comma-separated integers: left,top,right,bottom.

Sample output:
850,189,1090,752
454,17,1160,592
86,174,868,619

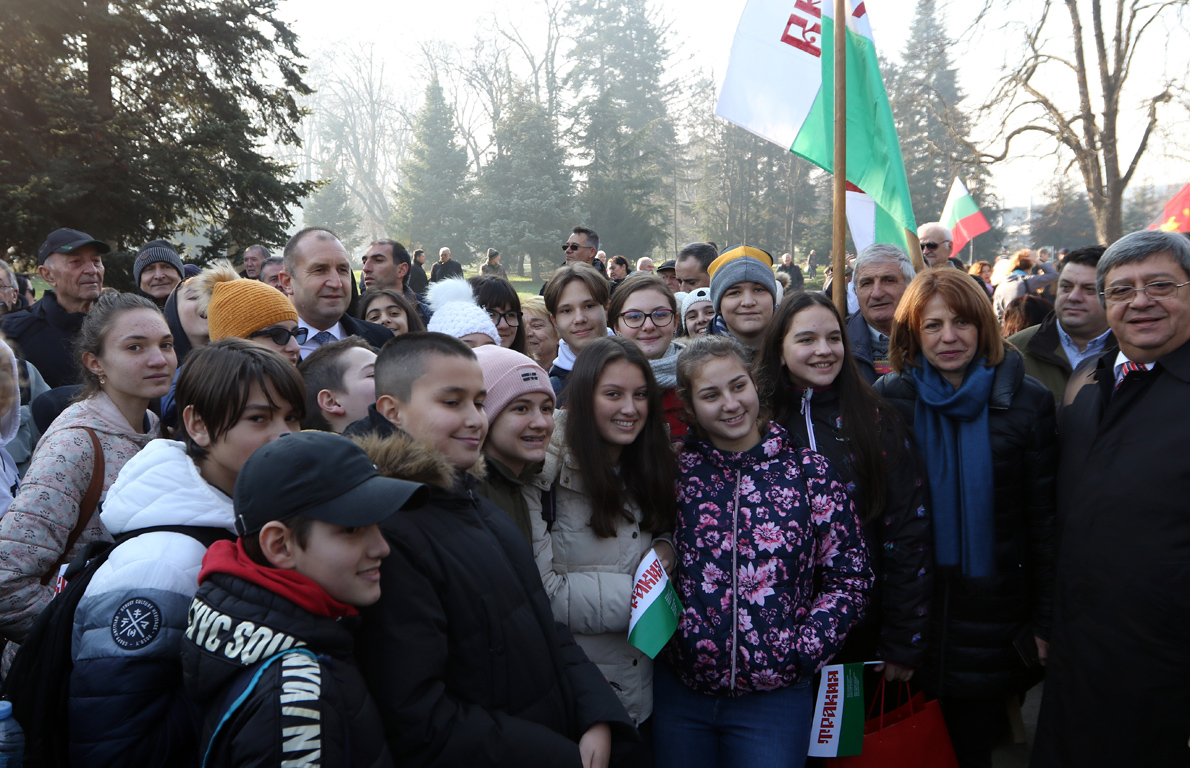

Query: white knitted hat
427,278,501,346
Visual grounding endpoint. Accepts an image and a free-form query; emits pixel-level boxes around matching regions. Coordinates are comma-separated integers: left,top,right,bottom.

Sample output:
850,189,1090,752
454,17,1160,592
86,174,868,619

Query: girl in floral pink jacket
653,335,872,768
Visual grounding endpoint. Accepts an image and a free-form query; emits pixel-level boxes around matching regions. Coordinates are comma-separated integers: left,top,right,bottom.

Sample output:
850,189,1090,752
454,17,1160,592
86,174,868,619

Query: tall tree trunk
85,1,112,119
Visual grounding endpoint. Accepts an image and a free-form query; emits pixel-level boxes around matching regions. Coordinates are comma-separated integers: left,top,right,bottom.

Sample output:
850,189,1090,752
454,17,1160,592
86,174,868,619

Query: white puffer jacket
68,438,235,766
530,411,661,726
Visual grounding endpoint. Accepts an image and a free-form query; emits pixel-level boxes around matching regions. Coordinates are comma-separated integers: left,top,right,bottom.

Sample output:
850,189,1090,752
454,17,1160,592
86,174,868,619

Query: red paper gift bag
826,680,959,768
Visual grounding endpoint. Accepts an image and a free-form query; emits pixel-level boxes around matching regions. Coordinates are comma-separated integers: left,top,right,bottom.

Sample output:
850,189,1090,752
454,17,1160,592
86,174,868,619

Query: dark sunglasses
920,241,948,251
249,326,309,346
562,243,587,252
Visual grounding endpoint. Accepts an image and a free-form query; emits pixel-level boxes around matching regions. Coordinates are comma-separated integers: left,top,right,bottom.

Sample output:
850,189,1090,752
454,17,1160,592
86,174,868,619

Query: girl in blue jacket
653,335,873,768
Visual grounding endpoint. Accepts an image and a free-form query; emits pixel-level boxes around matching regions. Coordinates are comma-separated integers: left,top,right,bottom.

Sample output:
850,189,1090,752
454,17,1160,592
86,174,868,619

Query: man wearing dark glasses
917,221,962,269
562,226,604,274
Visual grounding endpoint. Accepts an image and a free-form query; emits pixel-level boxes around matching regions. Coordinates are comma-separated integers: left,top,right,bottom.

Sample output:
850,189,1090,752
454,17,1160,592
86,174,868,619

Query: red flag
1147,183,1190,233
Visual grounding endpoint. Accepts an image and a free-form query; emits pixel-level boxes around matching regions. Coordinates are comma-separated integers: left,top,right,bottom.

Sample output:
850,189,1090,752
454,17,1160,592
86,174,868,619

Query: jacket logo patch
111,597,162,650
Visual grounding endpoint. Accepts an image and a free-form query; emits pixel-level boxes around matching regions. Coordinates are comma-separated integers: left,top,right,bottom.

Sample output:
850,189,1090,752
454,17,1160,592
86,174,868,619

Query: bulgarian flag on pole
941,177,991,253
627,549,682,659
715,0,916,253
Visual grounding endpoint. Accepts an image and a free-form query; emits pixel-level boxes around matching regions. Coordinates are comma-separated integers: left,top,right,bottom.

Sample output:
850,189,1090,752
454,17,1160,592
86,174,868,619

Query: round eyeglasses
619,309,675,329
486,309,521,327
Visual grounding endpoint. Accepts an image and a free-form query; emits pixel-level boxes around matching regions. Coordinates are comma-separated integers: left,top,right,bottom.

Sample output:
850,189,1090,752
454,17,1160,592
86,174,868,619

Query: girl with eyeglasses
608,272,688,444
469,275,526,353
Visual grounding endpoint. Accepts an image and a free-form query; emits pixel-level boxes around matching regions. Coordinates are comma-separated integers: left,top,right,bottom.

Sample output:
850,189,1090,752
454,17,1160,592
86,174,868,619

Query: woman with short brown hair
876,268,1057,767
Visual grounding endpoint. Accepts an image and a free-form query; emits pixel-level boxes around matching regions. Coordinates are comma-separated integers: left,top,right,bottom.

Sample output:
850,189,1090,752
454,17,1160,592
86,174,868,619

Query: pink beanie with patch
473,345,555,425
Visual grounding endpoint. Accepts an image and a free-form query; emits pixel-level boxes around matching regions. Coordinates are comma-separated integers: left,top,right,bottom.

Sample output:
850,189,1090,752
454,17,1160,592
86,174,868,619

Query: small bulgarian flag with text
807,662,867,757
627,549,682,659
940,177,991,254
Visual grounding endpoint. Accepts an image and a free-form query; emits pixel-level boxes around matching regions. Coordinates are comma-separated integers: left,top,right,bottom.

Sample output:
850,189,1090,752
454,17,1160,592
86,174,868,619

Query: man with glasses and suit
1033,229,1190,766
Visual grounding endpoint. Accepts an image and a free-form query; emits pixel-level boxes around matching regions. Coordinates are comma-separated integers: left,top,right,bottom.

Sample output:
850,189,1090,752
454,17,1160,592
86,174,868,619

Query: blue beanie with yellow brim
708,245,780,313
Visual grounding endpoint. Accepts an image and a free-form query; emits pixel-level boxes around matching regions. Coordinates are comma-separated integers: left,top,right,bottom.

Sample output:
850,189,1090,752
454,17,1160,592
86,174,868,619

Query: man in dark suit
279,227,394,355
1033,229,1190,766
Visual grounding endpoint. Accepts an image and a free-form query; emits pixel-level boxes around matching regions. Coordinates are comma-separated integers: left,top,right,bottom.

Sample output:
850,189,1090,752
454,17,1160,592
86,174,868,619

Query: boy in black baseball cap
181,431,424,768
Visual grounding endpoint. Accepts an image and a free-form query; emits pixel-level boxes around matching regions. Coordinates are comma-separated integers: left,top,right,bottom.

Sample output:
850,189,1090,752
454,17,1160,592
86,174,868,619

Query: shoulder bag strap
40,427,105,586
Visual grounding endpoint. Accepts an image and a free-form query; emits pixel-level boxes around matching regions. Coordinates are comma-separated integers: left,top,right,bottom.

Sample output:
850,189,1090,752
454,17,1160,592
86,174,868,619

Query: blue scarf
910,360,996,579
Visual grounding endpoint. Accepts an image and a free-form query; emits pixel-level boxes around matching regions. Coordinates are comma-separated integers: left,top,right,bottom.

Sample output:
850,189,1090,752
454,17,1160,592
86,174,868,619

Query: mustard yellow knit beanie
208,277,298,340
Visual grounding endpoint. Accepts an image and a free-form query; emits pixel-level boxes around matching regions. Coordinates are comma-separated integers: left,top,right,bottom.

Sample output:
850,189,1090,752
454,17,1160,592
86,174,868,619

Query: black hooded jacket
180,566,391,768
350,431,635,767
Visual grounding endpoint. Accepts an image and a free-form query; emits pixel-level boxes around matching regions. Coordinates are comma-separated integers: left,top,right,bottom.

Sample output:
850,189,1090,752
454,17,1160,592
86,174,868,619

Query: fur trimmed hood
351,429,485,490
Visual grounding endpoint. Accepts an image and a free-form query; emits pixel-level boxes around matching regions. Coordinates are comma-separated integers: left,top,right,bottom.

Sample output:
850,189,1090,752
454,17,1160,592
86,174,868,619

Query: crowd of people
0,218,1184,768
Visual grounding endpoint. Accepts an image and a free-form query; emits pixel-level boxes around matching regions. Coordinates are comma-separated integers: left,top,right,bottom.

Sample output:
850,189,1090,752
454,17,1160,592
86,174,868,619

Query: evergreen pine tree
0,0,314,258
886,0,1003,259
475,85,573,280
566,0,673,260
304,175,364,251
391,76,472,263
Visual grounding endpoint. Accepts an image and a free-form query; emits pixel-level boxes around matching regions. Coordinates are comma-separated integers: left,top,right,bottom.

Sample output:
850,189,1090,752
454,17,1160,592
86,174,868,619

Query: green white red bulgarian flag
715,0,916,253
940,177,991,253
627,549,682,659
807,662,867,757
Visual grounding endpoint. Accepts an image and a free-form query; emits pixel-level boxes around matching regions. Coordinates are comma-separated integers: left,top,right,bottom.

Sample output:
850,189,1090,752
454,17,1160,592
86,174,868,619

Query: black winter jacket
874,350,1057,699
180,568,392,768
0,291,86,388
351,431,635,767
780,385,932,670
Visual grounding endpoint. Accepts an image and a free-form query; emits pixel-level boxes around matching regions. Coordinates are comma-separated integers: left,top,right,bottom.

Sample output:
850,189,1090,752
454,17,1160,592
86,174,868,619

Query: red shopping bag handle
867,675,916,731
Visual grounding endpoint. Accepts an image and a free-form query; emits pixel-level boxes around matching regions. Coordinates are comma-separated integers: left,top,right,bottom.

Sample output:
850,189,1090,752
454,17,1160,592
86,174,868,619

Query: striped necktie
1115,361,1145,391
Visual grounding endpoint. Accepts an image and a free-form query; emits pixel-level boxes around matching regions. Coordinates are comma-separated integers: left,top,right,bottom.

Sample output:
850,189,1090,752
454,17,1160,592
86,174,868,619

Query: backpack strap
200,647,319,768
41,427,104,586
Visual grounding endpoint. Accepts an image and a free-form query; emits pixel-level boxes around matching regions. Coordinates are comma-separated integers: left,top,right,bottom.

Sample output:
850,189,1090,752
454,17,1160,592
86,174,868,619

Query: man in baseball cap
1,227,110,387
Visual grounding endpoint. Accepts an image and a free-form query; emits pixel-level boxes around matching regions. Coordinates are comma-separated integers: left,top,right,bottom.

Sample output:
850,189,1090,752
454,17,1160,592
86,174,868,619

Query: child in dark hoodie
180,431,425,768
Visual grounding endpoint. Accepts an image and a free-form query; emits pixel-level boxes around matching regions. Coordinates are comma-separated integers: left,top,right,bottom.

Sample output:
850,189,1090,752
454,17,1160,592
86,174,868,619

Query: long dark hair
469,275,526,353
564,336,676,538
755,292,901,522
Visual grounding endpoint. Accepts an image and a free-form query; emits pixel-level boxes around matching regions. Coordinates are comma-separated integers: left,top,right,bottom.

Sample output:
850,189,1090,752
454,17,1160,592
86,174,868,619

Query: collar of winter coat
35,290,88,332
1150,334,1190,383
901,348,1026,410
846,311,874,363
100,438,235,536
44,389,160,444
648,341,684,389
684,419,792,470
199,538,358,619
351,427,483,492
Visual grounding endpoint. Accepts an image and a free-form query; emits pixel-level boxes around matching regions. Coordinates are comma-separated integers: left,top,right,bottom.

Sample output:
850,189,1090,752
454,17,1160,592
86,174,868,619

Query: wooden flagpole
831,0,848,316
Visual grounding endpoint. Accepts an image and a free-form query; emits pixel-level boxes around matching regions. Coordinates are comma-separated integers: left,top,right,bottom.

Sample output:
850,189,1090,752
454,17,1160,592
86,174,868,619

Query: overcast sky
279,0,1190,213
